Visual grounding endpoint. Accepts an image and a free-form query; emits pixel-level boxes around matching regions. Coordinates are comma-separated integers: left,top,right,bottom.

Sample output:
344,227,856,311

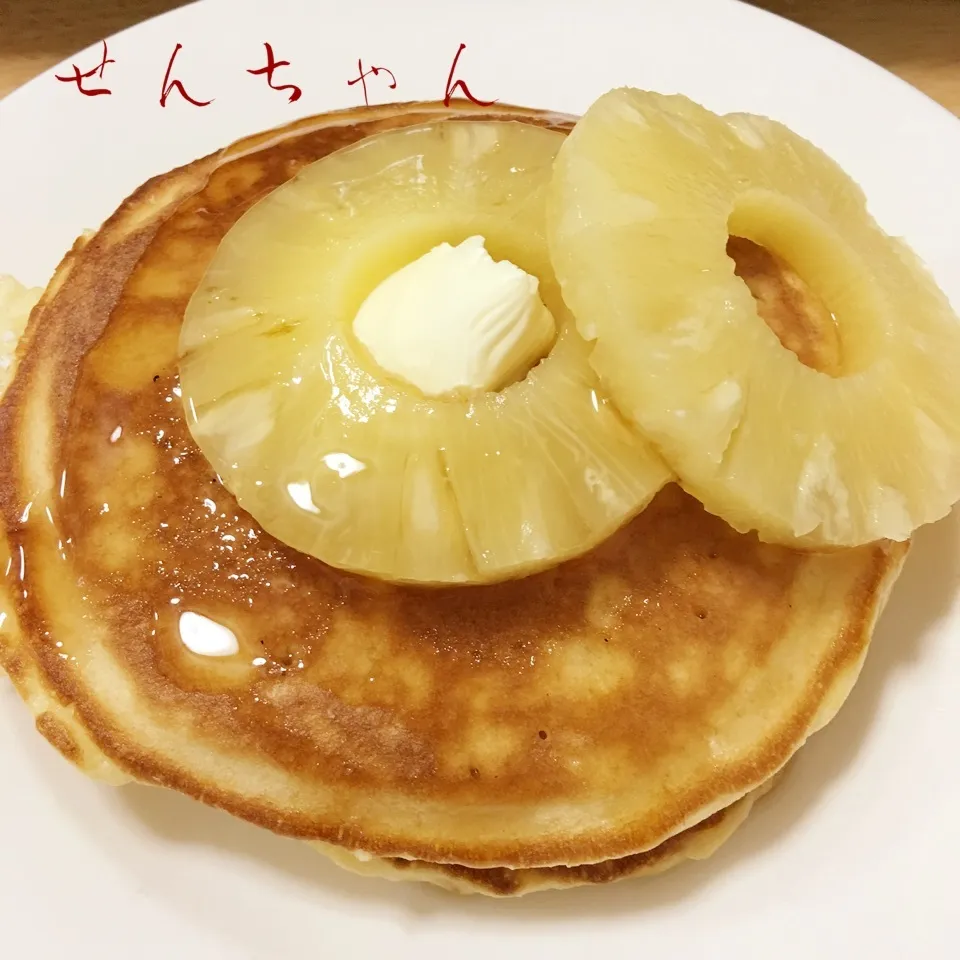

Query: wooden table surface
1,0,959,113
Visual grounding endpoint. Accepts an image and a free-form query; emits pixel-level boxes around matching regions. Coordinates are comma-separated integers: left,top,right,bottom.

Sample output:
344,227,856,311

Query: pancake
0,102,907,881
312,774,781,896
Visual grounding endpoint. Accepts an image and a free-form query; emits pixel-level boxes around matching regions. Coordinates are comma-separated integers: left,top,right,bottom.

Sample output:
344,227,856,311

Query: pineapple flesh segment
179,121,670,584
548,88,960,547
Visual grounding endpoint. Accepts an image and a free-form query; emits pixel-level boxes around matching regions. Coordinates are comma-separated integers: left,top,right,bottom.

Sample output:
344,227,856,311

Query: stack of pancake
0,102,908,896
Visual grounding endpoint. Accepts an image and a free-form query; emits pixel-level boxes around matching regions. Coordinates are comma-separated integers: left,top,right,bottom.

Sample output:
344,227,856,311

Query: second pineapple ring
548,88,960,548
179,119,670,586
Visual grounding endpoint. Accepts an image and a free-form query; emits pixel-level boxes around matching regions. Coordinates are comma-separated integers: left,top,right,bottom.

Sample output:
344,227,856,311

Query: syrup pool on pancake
177,120,670,587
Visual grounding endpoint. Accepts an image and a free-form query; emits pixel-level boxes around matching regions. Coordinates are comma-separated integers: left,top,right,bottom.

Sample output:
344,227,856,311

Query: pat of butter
352,235,556,395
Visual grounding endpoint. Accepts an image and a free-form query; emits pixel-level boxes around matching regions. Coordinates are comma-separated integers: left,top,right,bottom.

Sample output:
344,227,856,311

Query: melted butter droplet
178,611,239,657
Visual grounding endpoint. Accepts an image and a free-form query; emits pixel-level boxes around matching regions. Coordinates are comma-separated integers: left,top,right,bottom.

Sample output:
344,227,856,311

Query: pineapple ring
179,121,670,585
547,88,960,547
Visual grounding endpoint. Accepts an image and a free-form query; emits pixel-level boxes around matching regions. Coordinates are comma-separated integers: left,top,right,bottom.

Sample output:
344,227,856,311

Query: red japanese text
347,59,397,107
443,43,496,107
160,43,214,108
247,43,302,103
55,40,115,97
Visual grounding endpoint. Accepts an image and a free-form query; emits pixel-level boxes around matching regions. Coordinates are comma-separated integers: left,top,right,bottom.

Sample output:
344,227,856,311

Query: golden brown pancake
0,102,907,881
312,774,781,896
0,582,777,898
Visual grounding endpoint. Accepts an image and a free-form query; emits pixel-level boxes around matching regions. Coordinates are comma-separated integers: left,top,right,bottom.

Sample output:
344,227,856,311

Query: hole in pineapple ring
727,190,884,378
341,224,562,396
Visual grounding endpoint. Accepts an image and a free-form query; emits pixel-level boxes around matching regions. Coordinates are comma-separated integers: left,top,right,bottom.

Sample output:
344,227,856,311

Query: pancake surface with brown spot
0,101,907,872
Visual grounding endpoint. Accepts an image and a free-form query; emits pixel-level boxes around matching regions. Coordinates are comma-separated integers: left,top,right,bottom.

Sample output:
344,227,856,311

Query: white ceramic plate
1,1,958,956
